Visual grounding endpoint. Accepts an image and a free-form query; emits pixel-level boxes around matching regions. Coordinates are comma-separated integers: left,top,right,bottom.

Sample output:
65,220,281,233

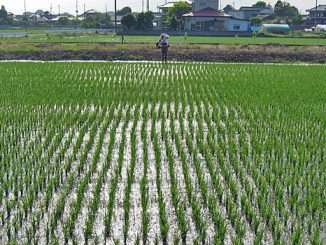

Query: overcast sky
0,0,323,15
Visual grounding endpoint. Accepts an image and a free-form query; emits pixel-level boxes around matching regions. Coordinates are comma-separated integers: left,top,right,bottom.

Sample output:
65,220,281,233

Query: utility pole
58,4,61,17
114,0,117,33
105,4,108,28
76,0,79,19
142,0,144,12
315,0,318,27
24,0,27,33
50,3,53,30
84,3,86,19
147,0,149,12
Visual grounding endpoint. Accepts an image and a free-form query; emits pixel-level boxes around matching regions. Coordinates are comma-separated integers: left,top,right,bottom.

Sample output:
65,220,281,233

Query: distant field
0,28,75,34
1,30,326,46
0,62,325,244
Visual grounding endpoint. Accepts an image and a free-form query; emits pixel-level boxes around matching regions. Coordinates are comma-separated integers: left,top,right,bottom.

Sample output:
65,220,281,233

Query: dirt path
0,45,325,63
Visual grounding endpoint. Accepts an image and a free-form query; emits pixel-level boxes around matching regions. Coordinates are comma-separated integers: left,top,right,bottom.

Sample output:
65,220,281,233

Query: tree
159,15,169,29
167,1,191,30
70,18,81,27
250,17,263,26
81,14,112,29
274,1,299,18
169,15,178,30
273,17,283,24
61,12,73,17
117,7,132,16
167,2,191,20
121,13,136,30
136,11,154,30
0,5,14,25
252,1,267,8
57,17,70,26
0,5,8,24
291,15,302,25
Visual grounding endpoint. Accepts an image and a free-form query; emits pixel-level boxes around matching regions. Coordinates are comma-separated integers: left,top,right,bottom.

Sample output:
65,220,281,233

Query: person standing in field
157,33,170,63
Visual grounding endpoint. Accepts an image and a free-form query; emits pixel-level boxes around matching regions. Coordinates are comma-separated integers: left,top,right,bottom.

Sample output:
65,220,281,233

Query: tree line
0,1,310,30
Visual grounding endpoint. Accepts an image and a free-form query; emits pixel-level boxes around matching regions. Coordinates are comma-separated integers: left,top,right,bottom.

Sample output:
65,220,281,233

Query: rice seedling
0,62,324,244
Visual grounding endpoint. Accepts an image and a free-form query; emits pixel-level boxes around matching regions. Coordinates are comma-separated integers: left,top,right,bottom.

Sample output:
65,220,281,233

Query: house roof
307,5,326,12
239,6,272,12
158,2,177,9
223,5,235,11
256,14,272,19
183,7,231,17
84,9,102,14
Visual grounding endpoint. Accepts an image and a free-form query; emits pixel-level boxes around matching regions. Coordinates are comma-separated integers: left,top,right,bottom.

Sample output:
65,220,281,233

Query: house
223,5,235,14
7,12,15,19
158,1,192,14
228,6,273,20
14,15,25,21
307,5,326,24
78,9,102,19
158,2,178,15
192,0,220,12
106,11,123,25
157,1,191,29
29,13,49,23
183,0,249,32
43,11,59,20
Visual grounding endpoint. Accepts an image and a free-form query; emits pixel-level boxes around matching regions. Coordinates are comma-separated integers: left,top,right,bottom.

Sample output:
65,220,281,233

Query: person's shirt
160,38,169,46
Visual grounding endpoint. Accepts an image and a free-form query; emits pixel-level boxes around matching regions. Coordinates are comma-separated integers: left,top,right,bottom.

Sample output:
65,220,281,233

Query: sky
0,0,323,15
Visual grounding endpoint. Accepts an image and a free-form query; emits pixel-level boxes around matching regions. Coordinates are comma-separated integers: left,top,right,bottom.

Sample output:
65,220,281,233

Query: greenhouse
315,25,326,33
261,24,291,35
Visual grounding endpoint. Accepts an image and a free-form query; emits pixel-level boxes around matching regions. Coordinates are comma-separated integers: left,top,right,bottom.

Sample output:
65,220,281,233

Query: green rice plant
105,108,130,238
291,226,302,245
165,138,188,243
254,229,264,245
0,62,324,243
123,109,139,243
309,229,322,245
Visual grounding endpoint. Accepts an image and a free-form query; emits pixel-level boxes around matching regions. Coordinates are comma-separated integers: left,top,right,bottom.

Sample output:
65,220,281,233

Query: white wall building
183,0,249,32
193,0,220,12
228,6,273,20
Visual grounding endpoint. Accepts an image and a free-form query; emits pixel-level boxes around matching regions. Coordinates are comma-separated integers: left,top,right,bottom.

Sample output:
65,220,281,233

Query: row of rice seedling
0,62,324,244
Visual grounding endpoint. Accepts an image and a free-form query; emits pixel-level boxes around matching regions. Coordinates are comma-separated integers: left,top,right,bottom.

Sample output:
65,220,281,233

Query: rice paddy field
0,62,325,244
